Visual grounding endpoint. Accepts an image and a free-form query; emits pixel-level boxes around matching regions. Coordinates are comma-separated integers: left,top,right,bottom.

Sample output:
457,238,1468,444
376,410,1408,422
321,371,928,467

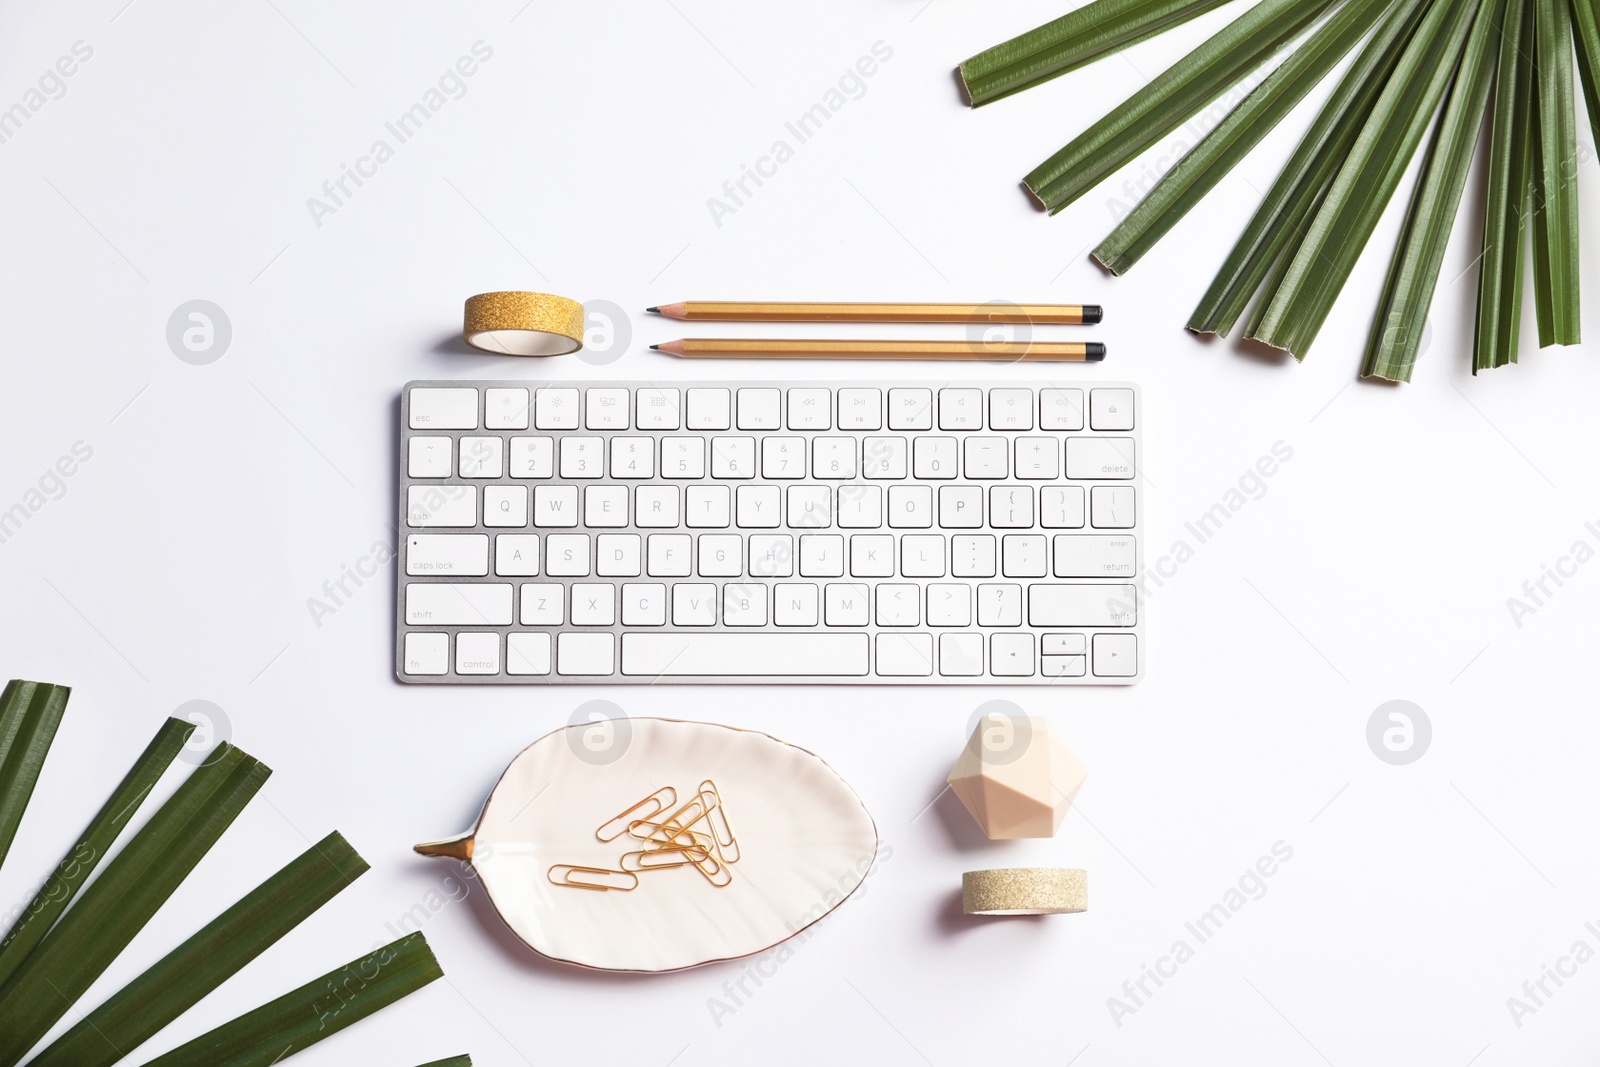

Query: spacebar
622,633,870,676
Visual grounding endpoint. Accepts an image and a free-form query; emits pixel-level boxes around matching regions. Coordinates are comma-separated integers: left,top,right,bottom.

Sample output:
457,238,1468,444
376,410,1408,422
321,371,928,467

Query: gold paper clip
548,865,640,891
689,848,733,888
595,786,678,842
619,844,708,872
627,819,714,852
658,789,719,836
699,780,740,863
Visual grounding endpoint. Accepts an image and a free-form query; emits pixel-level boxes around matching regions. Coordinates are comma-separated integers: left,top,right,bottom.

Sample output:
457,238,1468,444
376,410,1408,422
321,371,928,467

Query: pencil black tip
1086,343,1106,361
649,344,660,350
1082,305,1104,325
646,307,660,314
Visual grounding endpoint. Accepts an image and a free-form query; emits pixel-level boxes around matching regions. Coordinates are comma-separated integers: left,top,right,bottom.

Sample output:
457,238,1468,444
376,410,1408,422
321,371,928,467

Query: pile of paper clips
549,780,740,892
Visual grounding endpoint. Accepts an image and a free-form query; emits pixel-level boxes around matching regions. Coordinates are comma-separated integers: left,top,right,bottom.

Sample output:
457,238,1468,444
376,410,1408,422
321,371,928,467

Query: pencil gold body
649,301,1102,325
651,338,1105,362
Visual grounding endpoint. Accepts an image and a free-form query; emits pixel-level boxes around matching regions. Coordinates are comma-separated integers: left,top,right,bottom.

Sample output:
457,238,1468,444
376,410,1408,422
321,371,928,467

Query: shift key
1029,584,1136,627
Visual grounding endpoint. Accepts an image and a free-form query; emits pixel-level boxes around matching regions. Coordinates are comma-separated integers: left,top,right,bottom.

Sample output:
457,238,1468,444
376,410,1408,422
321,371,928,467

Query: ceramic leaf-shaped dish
417,718,878,972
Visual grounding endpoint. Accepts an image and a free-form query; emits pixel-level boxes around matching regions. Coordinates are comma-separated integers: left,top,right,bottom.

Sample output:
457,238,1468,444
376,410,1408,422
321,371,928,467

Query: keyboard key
647,533,692,576
1028,584,1136,627
762,437,806,479
1090,485,1137,528
1040,388,1084,430
1043,654,1087,677
545,534,591,576
723,582,768,625
585,485,629,528
788,486,832,528
889,388,933,430
750,534,794,576
622,583,667,626
1066,437,1136,479
506,633,551,675
737,485,781,528
570,583,616,625
698,534,743,576
850,535,895,577
939,388,982,430
686,486,731,527
901,534,946,577
1093,633,1138,676
557,632,614,675
888,485,933,529
989,389,1034,430
409,437,451,478
404,632,448,675
621,633,869,676
825,583,870,625
520,583,564,624
876,584,920,626
838,388,883,430
939,485,983,528
405,583,512,625
409,387,478,430
408,485,475,527
737,388,781,429
953,535,997,577
610,437,654,479
964,438,1008,479
1002,534,1048,577
407,534,488,576
1043,633,1087,655
837,485,882,528
927,584,971,626
687,388,731,429
456,632,500,675
787,389,831,429
596,534,641,576
711,437,756,478
913,437,958,479
876,633,933,676
991,633,1034,676
1054,535,1136,577
977,583,1022,626
661,437,705,478
1091,388,1135,430
862,436,907,479
939,633,983,676
636,486,679,528
535,387,579,429
1040,486,1086,528
484,486,528,527
813,437,857,479
636,388,682,429
509,437,553,478
1014,437,1059,480
534,486,579,527
495,534,538,576
586,387,630,429
485,388,530,429
774,583,819,625
560,437,605,478
800,534,844,577
459,437,503,478
673,584,718,625
990,486,1034,529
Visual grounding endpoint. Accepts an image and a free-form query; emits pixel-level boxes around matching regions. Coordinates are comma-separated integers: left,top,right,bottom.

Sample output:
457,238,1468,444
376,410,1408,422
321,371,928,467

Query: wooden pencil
650,338,1105,362
648,301,1103,325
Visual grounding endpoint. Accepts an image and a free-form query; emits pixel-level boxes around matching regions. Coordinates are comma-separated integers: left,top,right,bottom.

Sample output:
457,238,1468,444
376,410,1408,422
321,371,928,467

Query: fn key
1092,633,1137,677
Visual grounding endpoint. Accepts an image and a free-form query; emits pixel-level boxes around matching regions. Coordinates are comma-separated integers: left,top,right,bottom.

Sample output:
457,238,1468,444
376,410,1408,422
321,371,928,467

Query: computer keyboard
396,380,1142,684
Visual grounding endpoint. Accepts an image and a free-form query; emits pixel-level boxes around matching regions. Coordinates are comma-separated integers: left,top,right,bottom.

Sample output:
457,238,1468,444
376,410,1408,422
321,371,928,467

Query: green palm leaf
1530,0,1582,345
1187,0,1433,335
1251,0,1485,358
139,933,445,1067
1363,0,1507,381
1574,0,1600,146
960,0,1238,107
0,680,70,869
1476,0,1538,372
1094,0,1393,274
1025,0,1341,212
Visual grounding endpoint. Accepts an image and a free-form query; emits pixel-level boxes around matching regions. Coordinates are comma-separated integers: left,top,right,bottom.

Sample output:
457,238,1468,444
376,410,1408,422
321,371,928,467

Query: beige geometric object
947,713,1087,839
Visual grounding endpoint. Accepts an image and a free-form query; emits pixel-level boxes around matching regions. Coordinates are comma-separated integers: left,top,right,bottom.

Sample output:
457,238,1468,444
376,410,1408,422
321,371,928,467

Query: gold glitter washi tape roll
463,291,585,356
962,868,1087,916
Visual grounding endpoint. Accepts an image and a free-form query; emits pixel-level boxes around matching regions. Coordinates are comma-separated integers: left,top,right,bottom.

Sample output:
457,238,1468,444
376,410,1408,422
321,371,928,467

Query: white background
2,1,1599,1064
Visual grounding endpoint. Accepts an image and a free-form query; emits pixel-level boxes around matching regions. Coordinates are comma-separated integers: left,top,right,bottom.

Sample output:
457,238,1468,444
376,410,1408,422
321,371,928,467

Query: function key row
409,386,1136,434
